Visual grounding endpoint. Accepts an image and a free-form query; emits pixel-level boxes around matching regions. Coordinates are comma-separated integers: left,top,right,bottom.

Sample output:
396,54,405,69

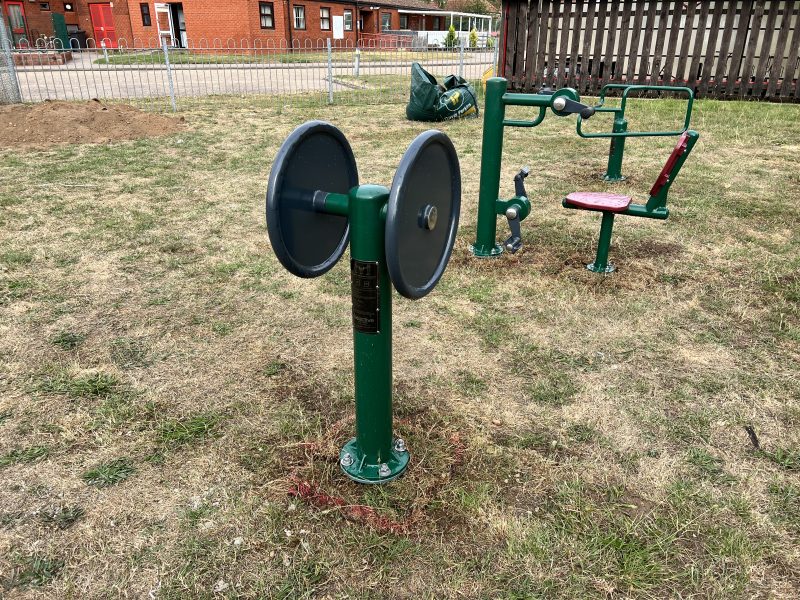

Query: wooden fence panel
566,0,583,88
500,0,798,101
766,2,794,97
523,0,541,91
751,1,780,98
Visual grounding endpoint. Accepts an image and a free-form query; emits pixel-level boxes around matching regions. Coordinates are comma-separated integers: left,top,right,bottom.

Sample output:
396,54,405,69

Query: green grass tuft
159,413,222,446
51,331,86,350
0,446,49,467
11,555,64,588
81,457,136,487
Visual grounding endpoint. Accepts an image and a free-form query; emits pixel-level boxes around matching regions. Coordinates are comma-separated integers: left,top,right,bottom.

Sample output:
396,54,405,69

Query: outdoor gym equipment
563,129,699,273
266,121,460,484
578,83,695,182
471,77,595,257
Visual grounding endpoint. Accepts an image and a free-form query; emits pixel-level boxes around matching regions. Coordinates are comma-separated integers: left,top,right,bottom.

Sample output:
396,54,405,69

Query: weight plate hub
266,121,358,278
386,131,461,299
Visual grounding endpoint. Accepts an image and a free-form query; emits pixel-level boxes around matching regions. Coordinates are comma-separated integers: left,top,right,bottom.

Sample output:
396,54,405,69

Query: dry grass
0,94,799,599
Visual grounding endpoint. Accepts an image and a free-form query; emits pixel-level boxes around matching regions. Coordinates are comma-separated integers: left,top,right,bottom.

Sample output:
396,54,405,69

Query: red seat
564,191,632,212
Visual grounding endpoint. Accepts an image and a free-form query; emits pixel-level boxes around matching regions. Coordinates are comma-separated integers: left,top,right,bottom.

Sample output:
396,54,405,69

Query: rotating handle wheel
266,121,358,278
386,130,461,300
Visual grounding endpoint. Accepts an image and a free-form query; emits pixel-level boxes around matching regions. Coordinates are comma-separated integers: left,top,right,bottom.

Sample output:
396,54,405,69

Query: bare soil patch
0,99,184,149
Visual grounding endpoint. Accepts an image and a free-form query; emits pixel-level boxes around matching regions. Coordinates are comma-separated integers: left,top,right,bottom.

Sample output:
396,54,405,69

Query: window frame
319,6,331,31
140,3,152,27
343,9,353,31
293,5,306,30
259,1,275,29
381,12,391,31
399,14,408,29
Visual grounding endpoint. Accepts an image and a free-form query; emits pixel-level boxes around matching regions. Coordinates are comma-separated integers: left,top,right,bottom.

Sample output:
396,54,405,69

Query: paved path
14,50,494,104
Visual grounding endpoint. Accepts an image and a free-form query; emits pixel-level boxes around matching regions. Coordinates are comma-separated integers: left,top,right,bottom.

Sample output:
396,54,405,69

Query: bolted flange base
587,262,616,274
469,242,504,258
601,174,626,183
339,438,410,484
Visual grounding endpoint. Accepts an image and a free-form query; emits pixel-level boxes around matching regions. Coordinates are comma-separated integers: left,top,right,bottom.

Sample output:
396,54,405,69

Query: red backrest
649,132,690,197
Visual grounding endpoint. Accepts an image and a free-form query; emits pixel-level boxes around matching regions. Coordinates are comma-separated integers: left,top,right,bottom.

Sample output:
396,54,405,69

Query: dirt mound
0,99,185,149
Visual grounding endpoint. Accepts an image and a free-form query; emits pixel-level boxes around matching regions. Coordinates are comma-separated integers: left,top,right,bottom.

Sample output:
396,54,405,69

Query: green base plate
602,174,626,182
587,262,616,274
339,438,410,484
469,242,504,258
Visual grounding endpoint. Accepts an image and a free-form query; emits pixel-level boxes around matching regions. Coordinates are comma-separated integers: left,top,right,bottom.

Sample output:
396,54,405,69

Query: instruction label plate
351,259,380,334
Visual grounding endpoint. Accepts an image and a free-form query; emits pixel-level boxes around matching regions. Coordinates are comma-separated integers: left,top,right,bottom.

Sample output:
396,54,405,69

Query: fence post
459,38,464,79
101,39,109,64
161,37,177,112
0,12,22,104
327,38,334,104
493,40,499,74
354,46,360,78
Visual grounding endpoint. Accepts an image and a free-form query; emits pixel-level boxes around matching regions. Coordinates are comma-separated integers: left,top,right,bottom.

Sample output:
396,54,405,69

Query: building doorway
155,2,186,48
169,3,186,48
4,1,28,47
89,2,118,47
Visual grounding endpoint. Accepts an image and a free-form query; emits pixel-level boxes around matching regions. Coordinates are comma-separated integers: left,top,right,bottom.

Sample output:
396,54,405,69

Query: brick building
2,0,455,48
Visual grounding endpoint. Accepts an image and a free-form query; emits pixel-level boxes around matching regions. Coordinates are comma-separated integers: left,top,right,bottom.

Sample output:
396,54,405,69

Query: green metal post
587,212,616,274
471,77,508,257
339,184,409,483
603,112,628,182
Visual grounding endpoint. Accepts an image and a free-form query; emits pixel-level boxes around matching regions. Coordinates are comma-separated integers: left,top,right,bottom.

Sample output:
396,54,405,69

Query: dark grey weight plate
266,121,358,278
386,130,460,299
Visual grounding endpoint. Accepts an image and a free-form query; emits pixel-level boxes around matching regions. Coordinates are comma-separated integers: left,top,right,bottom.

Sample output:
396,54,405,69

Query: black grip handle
514,166,530,198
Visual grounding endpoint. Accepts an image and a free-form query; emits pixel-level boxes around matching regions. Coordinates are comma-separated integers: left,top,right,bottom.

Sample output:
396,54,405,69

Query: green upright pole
339,184,409,483
471,77,508,257
603,112,628,182
587,212,616,273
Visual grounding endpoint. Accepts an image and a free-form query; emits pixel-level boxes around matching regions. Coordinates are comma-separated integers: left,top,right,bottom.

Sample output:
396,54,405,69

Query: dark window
140,3,152,26
399,14,408,29
39,2,51,10
433,16,440,29
64,2,75,11
294,5,306,29
343,9,352,31
320,7,330,30
381,12,391,31
259,2,274,29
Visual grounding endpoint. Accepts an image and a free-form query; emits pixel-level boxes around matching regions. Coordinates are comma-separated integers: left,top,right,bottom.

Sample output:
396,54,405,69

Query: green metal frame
471,77,579,257
562,130,700,273
317,187,410,483
576,84,695,182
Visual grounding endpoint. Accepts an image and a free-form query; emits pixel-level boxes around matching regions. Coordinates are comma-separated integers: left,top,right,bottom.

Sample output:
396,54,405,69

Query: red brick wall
71,0,134,46
1,0,58,42
289,1,358,46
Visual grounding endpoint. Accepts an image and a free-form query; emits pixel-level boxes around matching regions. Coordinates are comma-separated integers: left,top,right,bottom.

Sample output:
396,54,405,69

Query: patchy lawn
0,94,798,599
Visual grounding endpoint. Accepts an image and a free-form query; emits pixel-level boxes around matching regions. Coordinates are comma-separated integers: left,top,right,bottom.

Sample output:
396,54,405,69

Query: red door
5,2,28,47
89,3,117,48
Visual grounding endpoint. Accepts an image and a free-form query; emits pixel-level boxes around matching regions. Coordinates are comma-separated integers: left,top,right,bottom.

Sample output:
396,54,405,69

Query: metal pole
101,39,109,64
161,37,177,112
603,111,628,181
470,77,507,257
339,185,409,483
327,37,334,104
354,46,360,77
589,212,616,273
459,38,464,78
0,13,22,104
493,39,499,73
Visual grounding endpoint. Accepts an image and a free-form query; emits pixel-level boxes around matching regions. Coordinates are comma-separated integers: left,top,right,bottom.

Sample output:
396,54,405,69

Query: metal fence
2,33,497,111
1,14,22,104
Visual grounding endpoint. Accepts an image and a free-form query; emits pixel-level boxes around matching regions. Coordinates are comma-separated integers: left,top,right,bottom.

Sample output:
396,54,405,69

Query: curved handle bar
577,84,694,139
